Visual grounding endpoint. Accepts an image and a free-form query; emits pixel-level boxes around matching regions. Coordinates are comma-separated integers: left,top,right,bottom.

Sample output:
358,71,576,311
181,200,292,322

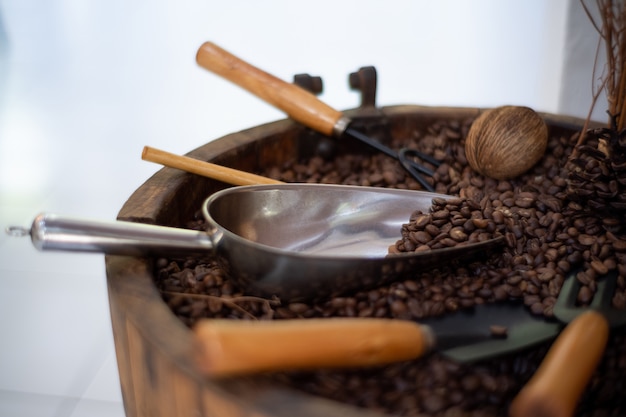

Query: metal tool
195,42,439,192
6,183,502,300
192,299,561,377
192,270,625,378
510,271,625,417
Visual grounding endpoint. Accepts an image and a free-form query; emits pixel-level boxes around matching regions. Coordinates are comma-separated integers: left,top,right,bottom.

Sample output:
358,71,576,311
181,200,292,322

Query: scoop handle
142,146,284,186
192,318,434,377
196,41,346,137
22,213,212,256
509,310,609,417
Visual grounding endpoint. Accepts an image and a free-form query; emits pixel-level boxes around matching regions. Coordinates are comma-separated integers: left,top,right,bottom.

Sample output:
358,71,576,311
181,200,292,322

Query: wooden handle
196,41,345,137
142,146,283,186
509,310,609,417
192,318,434,377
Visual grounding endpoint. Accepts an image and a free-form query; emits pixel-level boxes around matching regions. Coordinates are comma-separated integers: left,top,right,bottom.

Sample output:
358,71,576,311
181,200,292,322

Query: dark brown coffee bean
445,197,464,208
613,292,626,309
461,374,482,392
412,213,431,228
492,210,505,224
576,270,592,286
403,240,416,252
478,287,493,299
421,394,447,414
530,302,545,315
415,244,432,253
489,325,508,338
450,214,467,227
411,231,432,244
504,232,517,248
591,259,609,275
403,280,420,292
577,285,593,305
578,234,597,246
444,297,459,312
472,218,490,229
544,248,559,262
515,196,534,208
390,300,408,316
288,302,310,314
425,224,441,237
603,257,616,270
613,239,626,252
537,268,556,282
449,227,468,242
461,218,476,232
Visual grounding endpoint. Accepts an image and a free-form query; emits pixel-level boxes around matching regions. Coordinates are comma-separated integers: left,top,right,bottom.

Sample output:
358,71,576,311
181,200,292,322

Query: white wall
0,0,576,159
559,0,610,124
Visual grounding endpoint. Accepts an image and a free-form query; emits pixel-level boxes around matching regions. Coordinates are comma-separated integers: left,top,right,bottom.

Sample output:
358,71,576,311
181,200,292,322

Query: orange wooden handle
196,41,345,137
192,318,434,377
142,146,283,186
509,310,609,417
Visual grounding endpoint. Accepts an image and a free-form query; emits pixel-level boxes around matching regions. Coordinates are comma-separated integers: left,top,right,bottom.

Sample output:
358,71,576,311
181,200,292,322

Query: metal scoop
7,184,502,300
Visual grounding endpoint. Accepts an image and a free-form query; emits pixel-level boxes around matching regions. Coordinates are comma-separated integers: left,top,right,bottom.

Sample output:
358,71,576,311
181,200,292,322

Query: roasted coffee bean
412,213,431,228
613,238,626,252
489,325,508,338
410,231,432,244
288,302,310,315
491,210,505,224
449,227,468,242
515,196,534,208
472,218,490,229
591,259,610,275
577,285,594,305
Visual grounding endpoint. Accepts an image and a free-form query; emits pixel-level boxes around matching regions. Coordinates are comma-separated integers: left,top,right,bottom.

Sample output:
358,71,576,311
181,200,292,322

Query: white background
0,1,606,416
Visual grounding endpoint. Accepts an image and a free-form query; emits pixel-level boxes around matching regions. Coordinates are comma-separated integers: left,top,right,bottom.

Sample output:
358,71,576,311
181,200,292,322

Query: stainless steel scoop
7,184,503,300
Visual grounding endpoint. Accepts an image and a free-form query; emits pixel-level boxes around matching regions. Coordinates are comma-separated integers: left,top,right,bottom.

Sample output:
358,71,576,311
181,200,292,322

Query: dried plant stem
161,290,280,320
574,76,607,152
581,0,626,131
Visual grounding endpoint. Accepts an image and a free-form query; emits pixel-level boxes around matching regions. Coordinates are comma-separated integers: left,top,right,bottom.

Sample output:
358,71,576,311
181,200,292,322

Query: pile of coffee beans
155,116,625,416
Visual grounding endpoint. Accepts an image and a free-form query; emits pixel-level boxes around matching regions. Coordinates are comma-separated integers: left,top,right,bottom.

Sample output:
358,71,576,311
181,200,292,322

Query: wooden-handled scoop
191,300,564,377
195,41,438,191
141,146,283,186
509,310,609,417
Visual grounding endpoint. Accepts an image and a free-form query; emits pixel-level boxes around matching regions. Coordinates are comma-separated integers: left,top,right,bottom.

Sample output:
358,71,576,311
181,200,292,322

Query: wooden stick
192,318,434,377
142,146,283,186
196,41,344,137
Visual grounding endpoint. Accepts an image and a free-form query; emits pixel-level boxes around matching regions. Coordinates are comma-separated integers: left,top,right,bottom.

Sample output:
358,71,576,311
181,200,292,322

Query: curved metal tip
5,226,30,237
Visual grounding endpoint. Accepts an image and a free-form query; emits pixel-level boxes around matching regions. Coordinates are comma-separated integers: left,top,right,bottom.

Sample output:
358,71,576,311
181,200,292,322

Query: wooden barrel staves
106,105,595,417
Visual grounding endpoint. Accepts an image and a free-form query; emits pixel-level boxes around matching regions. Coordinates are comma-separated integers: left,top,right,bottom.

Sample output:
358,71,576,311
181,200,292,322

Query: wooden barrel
106,105,592,417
